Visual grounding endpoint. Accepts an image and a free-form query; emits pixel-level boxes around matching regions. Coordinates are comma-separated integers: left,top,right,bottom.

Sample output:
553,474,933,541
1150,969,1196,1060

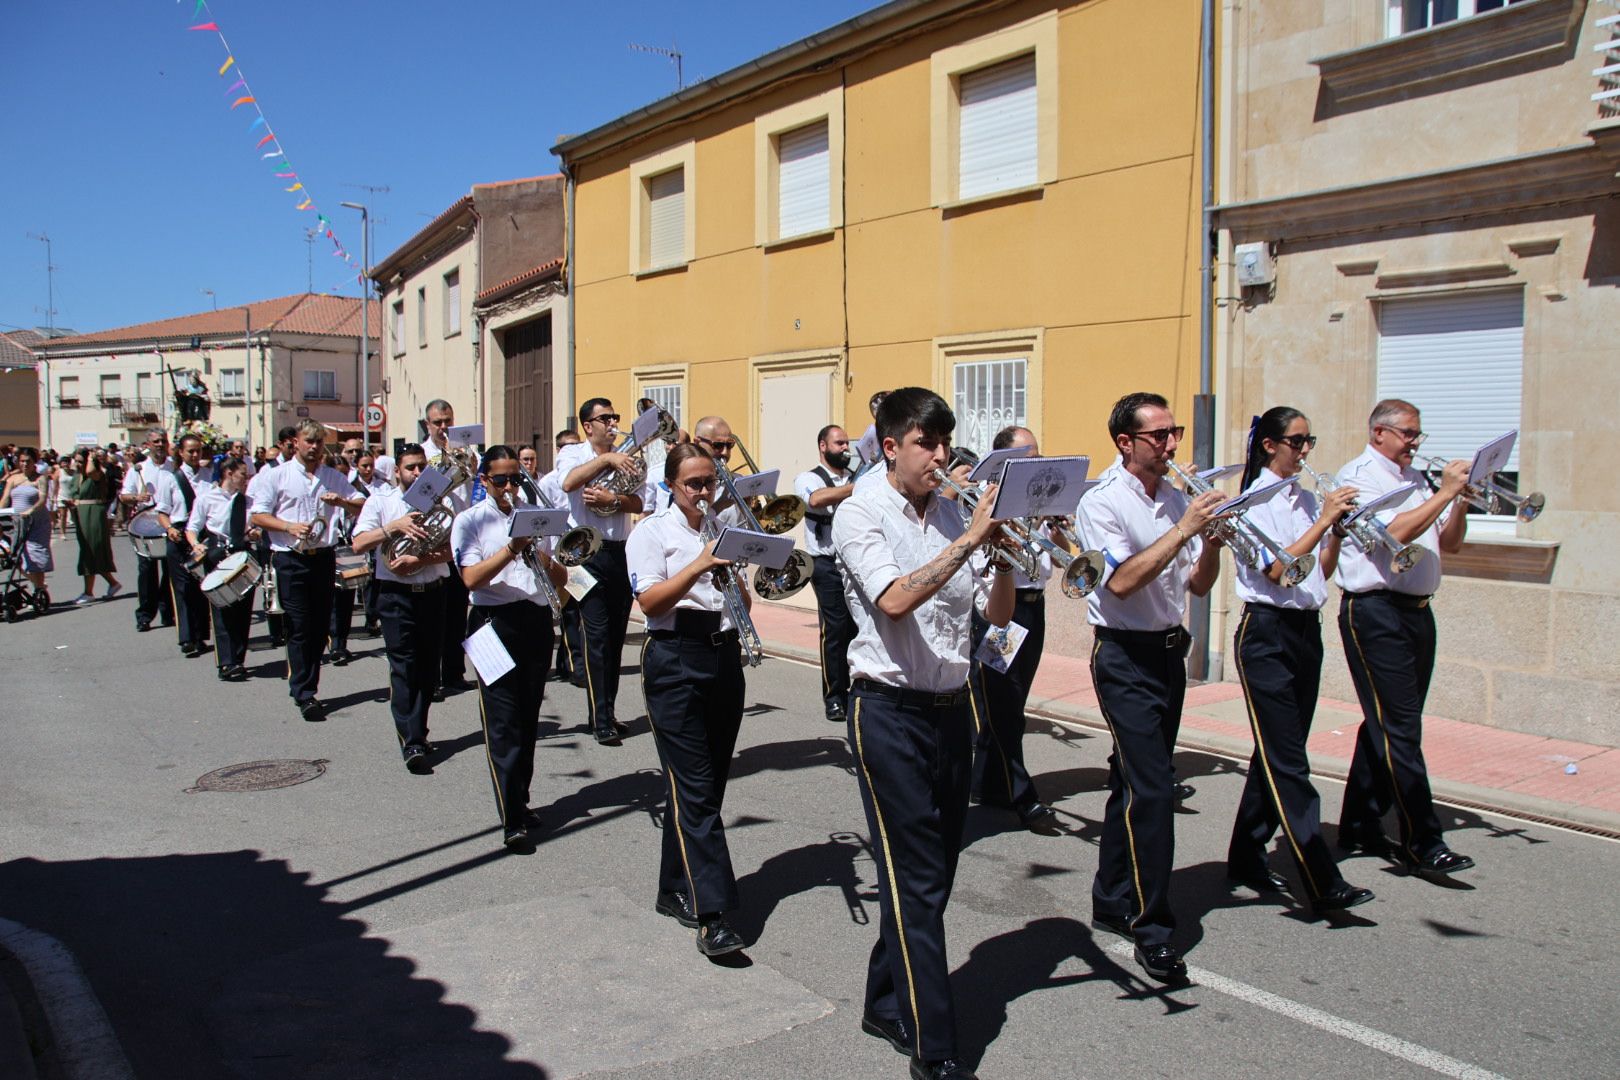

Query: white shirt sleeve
833,498,902,605
625,516,667,596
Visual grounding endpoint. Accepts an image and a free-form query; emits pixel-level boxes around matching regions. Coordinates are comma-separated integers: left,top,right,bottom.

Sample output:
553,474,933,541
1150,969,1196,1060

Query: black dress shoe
136,621,152,633
593,725,622,746
1338,828,1395,857
1134,942,1188,983
502,827,532,850
1227,866,1289,893
404,747,432,775
431,687,446,703
194,642,213,655
330,648,352,667
1313,882,1375,913
521,808,544,830
825,701,847,723
363,621,382,637
217,667,232,682
860,1010,911,1055
298,699,326,723
909,1057,978,1080
444,677,474,693
1018,802,1061,833
1091,912,1135,941
1411,848,1475,878
696,915,745,957
1173,782,1196,802
654,890,699,928
182,643,200,658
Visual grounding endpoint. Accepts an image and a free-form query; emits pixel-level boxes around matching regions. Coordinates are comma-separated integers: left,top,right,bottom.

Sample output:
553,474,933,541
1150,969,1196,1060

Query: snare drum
128,511,168,560
202,551,262,609
334,545,371,590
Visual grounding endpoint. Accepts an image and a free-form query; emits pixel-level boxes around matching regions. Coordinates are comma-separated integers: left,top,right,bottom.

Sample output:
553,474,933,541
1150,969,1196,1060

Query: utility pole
340,201,372,449
629,41,684,90
201,288,217,310
304,228,317,292
25,231,56,336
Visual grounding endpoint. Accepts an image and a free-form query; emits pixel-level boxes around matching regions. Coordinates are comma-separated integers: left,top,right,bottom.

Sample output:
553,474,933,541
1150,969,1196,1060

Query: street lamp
340,202,371,449
201,288,217,310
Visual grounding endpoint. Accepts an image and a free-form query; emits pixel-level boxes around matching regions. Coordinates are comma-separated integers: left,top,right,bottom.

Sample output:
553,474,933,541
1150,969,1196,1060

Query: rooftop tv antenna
629,41,684,90
25,231,57,336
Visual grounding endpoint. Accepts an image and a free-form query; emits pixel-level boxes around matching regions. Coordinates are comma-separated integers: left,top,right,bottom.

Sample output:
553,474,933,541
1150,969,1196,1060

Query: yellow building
554,0,1207,488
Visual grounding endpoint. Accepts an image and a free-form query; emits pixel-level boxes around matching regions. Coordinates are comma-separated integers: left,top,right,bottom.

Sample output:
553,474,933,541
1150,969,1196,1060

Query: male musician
326,450,359,666
1335,399,1473,878
166,433,214,657
250,419,365,722
558,397,650,744
352,443,450,773
119,427,178,633
424,399,475,695
247,425,298,648
794,424,857,723
968,425,1065,830
1078,392,1226,984
834,388,1013,1080
353,452,383,636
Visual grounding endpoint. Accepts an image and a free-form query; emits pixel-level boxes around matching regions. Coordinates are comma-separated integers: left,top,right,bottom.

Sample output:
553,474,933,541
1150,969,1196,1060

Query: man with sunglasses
559,397,651,744
424,400,477,696
1076,392,1226,984
1334,398,1473,880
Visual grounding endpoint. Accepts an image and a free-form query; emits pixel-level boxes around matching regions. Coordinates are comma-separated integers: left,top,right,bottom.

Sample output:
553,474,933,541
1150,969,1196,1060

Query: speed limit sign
362,403,386,431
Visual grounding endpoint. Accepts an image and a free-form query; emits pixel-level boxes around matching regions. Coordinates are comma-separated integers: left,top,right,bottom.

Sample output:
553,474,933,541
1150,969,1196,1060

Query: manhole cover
186,759,329,793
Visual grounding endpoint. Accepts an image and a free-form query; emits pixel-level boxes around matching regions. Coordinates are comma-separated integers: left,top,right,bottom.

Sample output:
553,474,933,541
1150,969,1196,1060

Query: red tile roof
0,330,43,369
474,259,565,306
31,294,379,352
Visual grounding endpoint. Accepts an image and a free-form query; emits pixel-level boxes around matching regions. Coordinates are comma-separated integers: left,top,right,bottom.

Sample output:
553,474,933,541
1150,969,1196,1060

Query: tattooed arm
875,483,1006,620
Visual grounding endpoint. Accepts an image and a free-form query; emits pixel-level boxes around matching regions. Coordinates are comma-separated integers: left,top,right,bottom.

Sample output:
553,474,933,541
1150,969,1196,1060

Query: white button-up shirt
1077,458,1204,631
249,462,356,552
188,486,243,545
451,498,555,608
833,477,991,692
795,465,851,557
123,460,187,526
1233,467,1328,611
555,442,652,542
1334,446,1449,596
176,463,214,525
626,502,741,633
357,485,449,585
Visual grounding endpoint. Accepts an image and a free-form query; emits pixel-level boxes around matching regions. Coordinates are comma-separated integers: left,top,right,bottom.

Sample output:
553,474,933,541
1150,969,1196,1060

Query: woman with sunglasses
625,442,749,957
1226,407,1374,915
451,445,569,850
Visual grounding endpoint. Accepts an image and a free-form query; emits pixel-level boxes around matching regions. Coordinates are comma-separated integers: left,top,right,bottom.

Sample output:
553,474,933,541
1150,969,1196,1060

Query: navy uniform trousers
212,592,253,672
1228,604,1345,901
274,548,337,705
134,550,174,630
439,573,469,686
468,601,553,829
378,579,447,757
969,592,1046,812
329,580,355,656
642,618,745,914
165,543,211,649
554,599,586,682
810,554,855,716
848,680,972,1064
578,540,633,729
1090,627,1188,949
1337,591,1446,862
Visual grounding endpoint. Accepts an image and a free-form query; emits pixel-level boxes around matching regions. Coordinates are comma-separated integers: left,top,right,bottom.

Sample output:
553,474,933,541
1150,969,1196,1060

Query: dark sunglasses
587,413,621,425
1275,434,1318,450
679,477,718,492
484,474,521,488
1130,426,1185,445
698,438,735,452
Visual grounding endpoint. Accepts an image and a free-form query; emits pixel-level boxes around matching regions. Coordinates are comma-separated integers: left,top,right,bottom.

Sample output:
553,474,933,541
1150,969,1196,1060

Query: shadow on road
730,736,854,782
733,831,876,943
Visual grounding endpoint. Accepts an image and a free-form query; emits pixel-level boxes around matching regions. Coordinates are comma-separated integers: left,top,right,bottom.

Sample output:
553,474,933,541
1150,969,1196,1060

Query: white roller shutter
958,53,1038,201
646,168,686,268
777,119,830,238
1376,289,1524,469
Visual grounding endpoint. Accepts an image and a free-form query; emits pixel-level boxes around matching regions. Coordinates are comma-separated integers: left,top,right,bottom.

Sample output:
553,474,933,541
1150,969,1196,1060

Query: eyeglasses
1378,425,1426,445
1129,426,1185,445
698,438,735,452
426,416,453,427
587,413,620,425
1276,434,1318,450
484,474,521,488
679,477,718,492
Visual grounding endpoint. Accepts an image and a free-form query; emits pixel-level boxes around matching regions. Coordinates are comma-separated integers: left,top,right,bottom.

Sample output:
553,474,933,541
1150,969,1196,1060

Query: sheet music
462,622,515,685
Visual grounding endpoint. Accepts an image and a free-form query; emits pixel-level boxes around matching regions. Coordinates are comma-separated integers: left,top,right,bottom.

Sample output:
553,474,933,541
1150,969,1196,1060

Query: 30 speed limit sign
362,403,386,431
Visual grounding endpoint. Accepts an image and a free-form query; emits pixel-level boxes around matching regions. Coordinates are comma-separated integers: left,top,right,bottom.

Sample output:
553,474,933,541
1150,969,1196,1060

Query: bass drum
128,510,168,560
202,551,261,609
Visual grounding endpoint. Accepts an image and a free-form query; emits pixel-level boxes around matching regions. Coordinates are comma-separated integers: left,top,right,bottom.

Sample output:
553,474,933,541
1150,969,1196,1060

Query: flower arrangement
175,419,231,452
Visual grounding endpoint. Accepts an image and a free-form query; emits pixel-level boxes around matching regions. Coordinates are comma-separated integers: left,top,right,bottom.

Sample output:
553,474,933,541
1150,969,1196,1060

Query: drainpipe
243,308,252,447
1188,0,1218,682
563,160,578,436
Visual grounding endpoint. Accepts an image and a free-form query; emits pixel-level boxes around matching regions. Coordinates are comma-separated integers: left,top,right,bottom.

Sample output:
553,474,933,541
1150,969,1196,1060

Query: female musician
186,456,259,681
625,442,748,957
451,445,568,849
1227,407,1374,914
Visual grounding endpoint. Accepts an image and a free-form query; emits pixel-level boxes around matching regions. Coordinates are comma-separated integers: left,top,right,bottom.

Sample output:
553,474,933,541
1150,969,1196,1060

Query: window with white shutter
642,382,683,427
443,268,462,337
957,53,1038,201
391,301,405,356
776,120,830,239
646,168,686,269
219,369,244,401
416,287,427,348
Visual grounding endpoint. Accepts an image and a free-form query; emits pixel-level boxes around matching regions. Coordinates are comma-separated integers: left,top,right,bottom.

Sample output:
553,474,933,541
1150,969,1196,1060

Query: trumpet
1414,453,1545,522
1027,515,1107,598
382,505,455,574
289,515,327,554
516,539,566,618
929,465,1044,580
1297,461,1424,575
261,557,284,616
589,408,678,516
529,478,604,568
697,498,764,667
1165,460,1315,587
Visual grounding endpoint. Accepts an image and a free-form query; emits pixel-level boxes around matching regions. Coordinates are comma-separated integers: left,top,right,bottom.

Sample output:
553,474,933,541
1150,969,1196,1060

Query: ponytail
1240,406,1306,490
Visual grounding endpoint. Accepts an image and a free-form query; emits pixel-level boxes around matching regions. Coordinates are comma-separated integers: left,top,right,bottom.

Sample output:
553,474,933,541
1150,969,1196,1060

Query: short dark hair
664,441,712,483
177,433,203,450
578,397,613,424
876,387,954,462
216,456,246,480
555,429,580,448
424,399,453,418
816,424,845,446
398,442,427,464
276,425,298,444
1107,392,1170,442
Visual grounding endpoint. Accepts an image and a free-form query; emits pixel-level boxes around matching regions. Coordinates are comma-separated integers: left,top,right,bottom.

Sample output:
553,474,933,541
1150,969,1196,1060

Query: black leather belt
1094,625,1191,651
647,608,739,647
1343,589,1431,610
1244,601,1320,620
852,677,970,708
379,578,446,593
1016,588,1046,604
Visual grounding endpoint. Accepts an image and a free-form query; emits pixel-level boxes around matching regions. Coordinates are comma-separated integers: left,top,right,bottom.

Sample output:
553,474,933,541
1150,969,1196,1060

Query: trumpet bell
556,526,603,567
753,549,813,601
1280,552,1316,587
1059,549,1106,599
1513,492,1545,523
1391,544,1425,574
750,494,807,535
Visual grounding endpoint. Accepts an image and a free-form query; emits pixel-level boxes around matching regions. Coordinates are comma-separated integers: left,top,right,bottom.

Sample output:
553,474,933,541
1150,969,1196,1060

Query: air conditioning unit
1235,242,1277,287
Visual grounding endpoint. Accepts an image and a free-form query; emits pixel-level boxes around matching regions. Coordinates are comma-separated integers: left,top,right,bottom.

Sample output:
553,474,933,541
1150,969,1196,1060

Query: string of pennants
182,0,363,293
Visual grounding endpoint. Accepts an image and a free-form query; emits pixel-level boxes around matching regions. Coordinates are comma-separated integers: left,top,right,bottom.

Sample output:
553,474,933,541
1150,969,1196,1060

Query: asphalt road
1,570,1617,1080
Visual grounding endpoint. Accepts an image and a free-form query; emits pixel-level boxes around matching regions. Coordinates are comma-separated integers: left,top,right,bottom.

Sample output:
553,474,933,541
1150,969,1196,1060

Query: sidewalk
739,601,1620,837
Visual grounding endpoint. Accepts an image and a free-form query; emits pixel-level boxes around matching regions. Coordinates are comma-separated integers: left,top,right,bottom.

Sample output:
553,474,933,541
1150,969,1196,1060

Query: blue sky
2,0,875,337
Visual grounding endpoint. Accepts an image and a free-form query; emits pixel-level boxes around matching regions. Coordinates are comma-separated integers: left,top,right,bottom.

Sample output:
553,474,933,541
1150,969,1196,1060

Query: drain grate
186,759,329,793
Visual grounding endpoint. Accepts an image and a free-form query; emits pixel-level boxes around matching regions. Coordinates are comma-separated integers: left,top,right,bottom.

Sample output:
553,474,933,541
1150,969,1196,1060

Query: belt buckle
411,583,425,593
1415,595,1430,609
933,688,960,706
1163,629,1181,650
708,629,732,646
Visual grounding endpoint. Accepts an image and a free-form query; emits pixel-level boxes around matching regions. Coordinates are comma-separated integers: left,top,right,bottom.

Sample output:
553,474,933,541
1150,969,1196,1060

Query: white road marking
1105,941,1511,1080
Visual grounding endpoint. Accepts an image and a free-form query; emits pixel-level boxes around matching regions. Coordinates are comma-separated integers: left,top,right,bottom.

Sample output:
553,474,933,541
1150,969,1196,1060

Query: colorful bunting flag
217,55,234,76
230,96,255,109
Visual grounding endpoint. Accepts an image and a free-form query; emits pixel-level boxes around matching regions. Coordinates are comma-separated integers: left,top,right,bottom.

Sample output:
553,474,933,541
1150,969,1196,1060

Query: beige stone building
1213,0,1620,743
0,330,44,446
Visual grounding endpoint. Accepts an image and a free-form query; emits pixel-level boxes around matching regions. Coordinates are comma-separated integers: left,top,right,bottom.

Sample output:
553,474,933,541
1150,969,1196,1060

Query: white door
756,366,835,610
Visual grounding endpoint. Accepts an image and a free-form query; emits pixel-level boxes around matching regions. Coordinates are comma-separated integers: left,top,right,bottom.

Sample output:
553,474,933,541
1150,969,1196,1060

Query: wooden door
502,315,553,469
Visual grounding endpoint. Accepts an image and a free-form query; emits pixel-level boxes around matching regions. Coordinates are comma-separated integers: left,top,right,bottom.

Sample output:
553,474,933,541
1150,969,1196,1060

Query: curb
0,920,134,1080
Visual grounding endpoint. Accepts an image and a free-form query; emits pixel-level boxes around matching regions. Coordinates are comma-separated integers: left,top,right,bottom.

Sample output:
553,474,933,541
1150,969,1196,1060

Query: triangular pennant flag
188,22,218,31
276,171,297,178
194,0,207,17
296,199,313,210
261,150,282,158
247,116,266,132
223,78,245,95
255,133,276,148
230,96,256,110
218,56,235,77
284,183,304,192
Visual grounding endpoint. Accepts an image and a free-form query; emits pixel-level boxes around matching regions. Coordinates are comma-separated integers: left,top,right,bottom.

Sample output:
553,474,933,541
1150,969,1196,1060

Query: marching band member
516,446,544,505
628,442,750,957
352,451,383,637
1226,407,1374,914
185,457,258,681
248,426,299,648
834,388,1013,1080
1335,399,1474,879
119,427,177,633
425,399,477,696
794,424,857,724
352,443,450,775
559,398,650,745
451,445,568,847
166,433,213,658
249,420,364,722
968,425,1062,831
326,450,359,666
1077,392,1225,984
539,438,587,685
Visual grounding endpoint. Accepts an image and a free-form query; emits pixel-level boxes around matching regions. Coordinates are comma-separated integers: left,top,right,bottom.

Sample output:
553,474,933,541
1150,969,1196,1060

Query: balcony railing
119,397,164,425
1596,3,1620,119
57,396,80,408
97,395,123,409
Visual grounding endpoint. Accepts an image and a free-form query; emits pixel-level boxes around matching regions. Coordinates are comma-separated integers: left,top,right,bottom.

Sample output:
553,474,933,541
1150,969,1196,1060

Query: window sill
939,183,1045,216
761,228,836,252
302,397,342,404
1310,0,1585,105
1442,535,1560,584
443,330,462,340
633,261,690,280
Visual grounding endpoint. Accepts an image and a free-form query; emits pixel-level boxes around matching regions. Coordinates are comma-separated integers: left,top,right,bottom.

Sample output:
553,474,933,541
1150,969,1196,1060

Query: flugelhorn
726,435,808,534
1414,453,1545,522
709,446,814,600
1297,461,1423,574
589,408,677,517
382,505,454,574
929,463,1043,581
697,497,764,667
529,478,603,568
1027,515,1107,598
1165,460,1315,586
289,515,327,554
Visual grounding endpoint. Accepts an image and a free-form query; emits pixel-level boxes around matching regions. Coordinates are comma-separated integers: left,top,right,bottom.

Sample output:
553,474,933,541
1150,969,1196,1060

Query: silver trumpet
261,557,284,616
530,480,604,567
382,505,454,574
1166,460,1315,587
1297,461,1424,575
589,408,678,517
697,497,764,667
1414,453,1545,522
517,540,565,618
289,515,327,554
1029,515,1107,598
712,450,814,601
929,465,1044,580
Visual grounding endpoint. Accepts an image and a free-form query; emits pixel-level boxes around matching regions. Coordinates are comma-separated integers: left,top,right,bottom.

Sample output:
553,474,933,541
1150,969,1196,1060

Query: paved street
2,570,1617,1080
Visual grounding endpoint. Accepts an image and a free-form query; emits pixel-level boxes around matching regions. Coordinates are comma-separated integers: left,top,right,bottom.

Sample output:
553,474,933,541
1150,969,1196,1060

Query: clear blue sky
2,0,875,337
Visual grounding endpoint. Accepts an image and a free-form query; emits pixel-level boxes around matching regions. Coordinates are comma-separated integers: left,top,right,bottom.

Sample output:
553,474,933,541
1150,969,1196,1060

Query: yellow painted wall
569,0,1205,466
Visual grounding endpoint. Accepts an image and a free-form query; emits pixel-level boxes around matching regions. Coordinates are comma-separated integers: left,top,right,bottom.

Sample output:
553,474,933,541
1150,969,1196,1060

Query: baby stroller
0,508,50,623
